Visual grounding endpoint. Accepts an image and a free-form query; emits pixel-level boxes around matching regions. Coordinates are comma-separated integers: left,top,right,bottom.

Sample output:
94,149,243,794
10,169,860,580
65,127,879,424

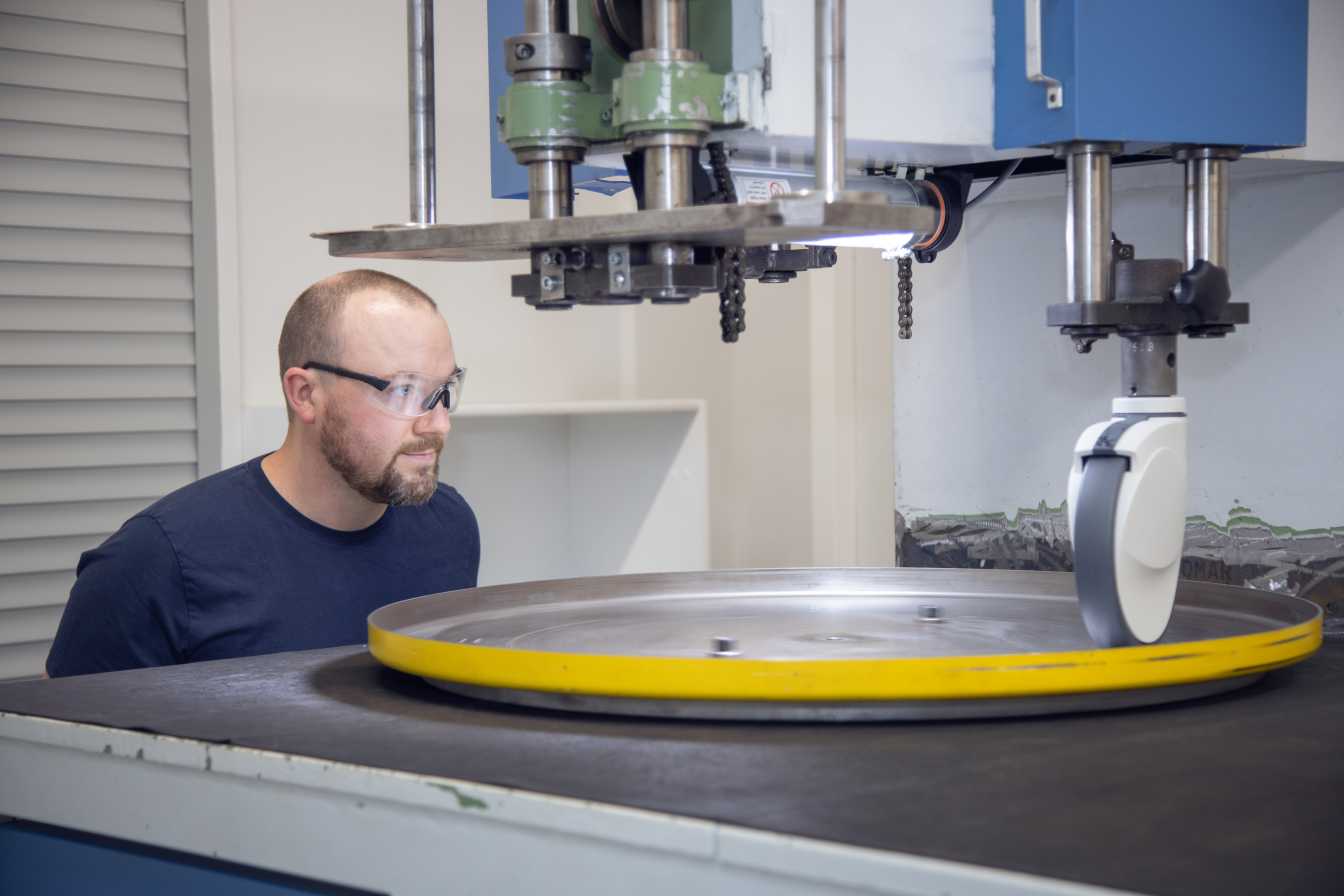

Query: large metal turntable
368,568,1322,721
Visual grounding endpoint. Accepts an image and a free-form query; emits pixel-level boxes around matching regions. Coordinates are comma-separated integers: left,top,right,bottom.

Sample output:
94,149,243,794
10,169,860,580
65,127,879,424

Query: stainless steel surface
1025,0,1063,108
316,194,938,261
525,0,566,32
373,568,1321,721
642,0,687,53
1122,333,1178,397
1062,142,1119,304
407,0,435,225
1183,155,1231,269
815,0,846,199
642,144,694,211
528,158,573,219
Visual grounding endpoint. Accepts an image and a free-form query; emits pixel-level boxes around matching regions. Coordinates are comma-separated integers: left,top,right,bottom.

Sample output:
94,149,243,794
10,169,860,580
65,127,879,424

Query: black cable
964,158,1022,210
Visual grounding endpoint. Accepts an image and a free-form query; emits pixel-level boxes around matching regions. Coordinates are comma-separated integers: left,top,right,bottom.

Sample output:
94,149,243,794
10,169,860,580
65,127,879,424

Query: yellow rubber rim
369,615,1322,702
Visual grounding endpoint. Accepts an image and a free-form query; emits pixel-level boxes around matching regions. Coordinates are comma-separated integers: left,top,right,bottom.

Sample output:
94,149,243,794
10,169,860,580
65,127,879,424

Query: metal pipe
1122,334,1178,397
518,0,574,218
642,144,694,211
1185,157,1229,269
528,159,573,219
1064,145,1114,304
407,0,436,225
815,0,845,199
643,0,688,52
524,0,566,33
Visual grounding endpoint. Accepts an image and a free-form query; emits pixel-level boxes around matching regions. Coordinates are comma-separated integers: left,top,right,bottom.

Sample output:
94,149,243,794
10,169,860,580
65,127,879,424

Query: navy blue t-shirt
46,456,479,677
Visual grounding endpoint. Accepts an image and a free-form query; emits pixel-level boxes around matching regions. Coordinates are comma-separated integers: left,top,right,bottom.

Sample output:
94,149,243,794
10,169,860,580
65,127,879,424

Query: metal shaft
643,0,688,52
407,0,435,225
529,157,573,219
524,0,566,33
1064,145,1115,304
642,144,694,212
1122,334,1178,397
519,0,574,219
815,0,845,199
637,0,697,292
1185,157,1229,269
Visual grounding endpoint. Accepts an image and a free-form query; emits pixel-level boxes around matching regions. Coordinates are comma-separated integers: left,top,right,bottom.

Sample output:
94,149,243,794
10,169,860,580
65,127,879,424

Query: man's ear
281,367,321,424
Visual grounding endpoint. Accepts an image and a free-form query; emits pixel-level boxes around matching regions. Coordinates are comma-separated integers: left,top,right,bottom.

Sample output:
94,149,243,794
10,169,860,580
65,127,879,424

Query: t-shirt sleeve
46,515,189,677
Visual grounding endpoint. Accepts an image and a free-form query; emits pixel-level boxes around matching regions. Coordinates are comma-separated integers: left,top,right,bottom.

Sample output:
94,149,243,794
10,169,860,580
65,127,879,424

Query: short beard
319,406,442,507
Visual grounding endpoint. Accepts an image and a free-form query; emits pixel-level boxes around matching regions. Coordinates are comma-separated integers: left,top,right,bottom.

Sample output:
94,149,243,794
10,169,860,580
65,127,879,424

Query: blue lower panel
0,820,377,896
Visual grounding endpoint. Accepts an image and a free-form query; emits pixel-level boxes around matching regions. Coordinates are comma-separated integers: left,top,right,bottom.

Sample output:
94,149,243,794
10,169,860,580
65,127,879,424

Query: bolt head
540,275,557,290
514,42,534,60
917,604,944,622
613,272,627,287
609,250,624,264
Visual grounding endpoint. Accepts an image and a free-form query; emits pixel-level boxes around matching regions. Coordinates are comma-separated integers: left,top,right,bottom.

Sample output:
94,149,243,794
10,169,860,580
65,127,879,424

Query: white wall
895,162,1344,530
212,1,897,572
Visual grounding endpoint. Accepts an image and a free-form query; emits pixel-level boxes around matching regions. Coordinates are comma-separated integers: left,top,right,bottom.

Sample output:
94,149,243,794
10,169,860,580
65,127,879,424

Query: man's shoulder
422,482,477,527
137,457,264,527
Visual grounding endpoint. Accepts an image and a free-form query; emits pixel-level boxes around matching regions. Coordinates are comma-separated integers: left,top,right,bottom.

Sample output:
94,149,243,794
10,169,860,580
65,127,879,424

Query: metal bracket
607,244,631,295
537,247,567,305
1025,0,1063,110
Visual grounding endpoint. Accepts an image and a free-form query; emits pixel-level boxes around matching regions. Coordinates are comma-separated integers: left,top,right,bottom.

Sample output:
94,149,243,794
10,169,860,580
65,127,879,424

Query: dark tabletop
2,641,1341,895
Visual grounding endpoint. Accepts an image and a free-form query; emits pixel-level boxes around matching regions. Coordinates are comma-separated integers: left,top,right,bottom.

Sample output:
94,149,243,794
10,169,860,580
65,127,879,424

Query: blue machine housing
993,0,1308,150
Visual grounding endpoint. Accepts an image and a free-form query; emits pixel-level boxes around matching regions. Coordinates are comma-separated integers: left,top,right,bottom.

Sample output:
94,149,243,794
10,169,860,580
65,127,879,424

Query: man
46,269,478,676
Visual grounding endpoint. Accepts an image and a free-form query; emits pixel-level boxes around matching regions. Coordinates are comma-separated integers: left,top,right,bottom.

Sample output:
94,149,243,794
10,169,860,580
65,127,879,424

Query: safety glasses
302,361,467,417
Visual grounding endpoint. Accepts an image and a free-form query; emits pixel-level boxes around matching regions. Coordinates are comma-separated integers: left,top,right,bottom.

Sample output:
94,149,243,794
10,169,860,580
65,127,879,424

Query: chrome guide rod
1184,154,1231,269
643,0,688,49
1063,143,1118,304
524,0,565,33
407,0,436,225
815,0,845,199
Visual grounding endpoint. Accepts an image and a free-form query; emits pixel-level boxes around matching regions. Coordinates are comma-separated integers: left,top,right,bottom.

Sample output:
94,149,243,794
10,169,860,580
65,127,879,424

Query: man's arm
46,515,189,677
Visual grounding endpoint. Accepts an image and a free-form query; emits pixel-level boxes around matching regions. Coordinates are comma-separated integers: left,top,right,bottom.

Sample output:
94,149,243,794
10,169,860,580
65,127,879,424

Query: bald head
278,269,438,379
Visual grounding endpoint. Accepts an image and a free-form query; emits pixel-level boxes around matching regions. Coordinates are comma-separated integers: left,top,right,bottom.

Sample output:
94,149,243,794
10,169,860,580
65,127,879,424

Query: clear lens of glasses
370,369,466,417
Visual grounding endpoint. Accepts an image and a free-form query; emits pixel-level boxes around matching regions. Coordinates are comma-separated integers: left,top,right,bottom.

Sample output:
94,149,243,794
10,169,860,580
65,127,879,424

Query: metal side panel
316,196,937,262
0,713,1127,896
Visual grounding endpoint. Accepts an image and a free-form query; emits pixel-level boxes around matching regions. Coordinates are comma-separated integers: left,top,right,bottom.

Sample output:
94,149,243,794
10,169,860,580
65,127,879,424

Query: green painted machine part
611,59,726,134
498,81,619,150
499,2,743,154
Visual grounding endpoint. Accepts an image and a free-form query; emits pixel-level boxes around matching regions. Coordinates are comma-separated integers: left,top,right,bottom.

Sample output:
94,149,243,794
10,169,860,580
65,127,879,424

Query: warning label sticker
733,176,793,203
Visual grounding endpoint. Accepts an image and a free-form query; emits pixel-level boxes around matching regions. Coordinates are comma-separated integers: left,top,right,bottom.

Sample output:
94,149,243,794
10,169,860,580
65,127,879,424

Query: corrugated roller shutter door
0,0,196,680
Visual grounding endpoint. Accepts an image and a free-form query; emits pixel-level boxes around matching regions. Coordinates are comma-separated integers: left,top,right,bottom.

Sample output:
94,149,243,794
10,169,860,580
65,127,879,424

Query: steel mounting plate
315,194,937,262
367,568,1322,721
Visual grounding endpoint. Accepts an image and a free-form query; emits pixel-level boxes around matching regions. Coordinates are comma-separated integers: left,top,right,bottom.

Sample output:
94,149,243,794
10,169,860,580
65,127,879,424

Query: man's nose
414,402,451,437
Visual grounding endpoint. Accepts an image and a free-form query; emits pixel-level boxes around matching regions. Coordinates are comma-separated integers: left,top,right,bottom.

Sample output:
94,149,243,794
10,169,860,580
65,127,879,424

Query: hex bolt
710,636,740,657
609,250,624,265
540,275,558,291
613,272,627,288
544,250,562,266
917,604,945,623
514,43,534,60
